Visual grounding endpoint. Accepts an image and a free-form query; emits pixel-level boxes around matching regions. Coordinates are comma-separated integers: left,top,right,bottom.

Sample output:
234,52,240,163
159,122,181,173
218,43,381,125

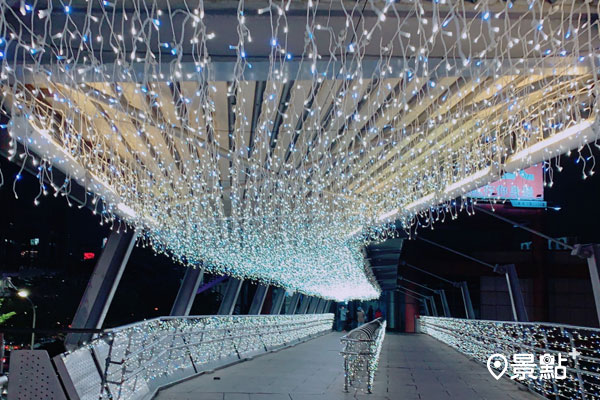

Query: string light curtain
0,0,598,301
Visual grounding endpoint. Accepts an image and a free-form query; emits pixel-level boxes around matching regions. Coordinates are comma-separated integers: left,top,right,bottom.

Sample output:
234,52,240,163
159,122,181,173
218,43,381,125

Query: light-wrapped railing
54,314,334,400
340,318,386,393
420,316,600,400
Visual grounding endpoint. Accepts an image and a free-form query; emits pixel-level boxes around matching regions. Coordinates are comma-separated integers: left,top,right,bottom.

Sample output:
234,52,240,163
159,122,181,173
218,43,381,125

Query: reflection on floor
155,331,539,400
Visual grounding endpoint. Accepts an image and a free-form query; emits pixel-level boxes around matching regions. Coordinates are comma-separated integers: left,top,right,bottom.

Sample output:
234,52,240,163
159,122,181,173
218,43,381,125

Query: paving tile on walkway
155,331,540,400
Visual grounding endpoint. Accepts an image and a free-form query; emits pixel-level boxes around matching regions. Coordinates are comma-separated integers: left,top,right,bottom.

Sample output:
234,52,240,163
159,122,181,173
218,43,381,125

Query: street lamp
4,279,36,350
17,290,36,350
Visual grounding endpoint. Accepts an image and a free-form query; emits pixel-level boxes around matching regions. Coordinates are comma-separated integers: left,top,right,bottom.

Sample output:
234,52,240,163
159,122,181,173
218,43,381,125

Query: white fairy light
0,1,599,301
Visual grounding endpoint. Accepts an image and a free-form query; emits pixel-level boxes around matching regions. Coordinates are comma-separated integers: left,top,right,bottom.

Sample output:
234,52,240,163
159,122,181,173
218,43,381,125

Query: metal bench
340,318,386,393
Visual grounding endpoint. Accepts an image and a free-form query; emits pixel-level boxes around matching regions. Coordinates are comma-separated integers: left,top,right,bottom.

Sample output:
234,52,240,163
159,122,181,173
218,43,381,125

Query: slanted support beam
322,300,332,313
459,281,476,319
315,299,324,313
438,289,451,318
316,299,327,313
422,298,430,316
217,278,243,315
65,229,137,349
288,293,301,315
573,244,600,326
270,288,286,315
416,237,496,269
495,264,528,322
400,276,450,317
428,296,439,317
249,284,269,314
170,267,204,316
307,297,320,313
297,295,311,314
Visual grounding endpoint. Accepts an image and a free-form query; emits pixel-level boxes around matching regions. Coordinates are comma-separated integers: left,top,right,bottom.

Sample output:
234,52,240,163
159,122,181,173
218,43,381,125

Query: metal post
474,206,576,251
400,276,450,317
249,284,269,314
438,289,451,317
170,267,204,316
428,296,439,317
270,288,286,315
316,299,326,313
217,278,243,315
400,261,456,285
572,244,600,326
495,264,528,322
459,281,476,319
416,237,495,269
65,229,137,349
288,293,301,315
322,300,332,313
297,295,311,314
307,297,320,313
397,289,424,302
422,298,430,316
25,296,36,349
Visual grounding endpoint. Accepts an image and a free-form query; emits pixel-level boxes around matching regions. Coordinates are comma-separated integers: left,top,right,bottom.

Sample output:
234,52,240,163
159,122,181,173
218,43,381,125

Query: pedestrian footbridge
8,314,597,400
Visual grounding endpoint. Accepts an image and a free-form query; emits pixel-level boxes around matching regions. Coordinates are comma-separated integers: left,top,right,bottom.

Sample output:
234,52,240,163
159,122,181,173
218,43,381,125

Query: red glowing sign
83,252,96,260
468,165,544,201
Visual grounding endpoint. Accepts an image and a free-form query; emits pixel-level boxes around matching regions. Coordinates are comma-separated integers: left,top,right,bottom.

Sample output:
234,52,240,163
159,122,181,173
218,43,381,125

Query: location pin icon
487,354,508,380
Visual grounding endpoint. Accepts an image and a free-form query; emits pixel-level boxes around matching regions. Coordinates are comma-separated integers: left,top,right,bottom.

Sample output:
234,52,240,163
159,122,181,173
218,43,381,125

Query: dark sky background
1,142,600,344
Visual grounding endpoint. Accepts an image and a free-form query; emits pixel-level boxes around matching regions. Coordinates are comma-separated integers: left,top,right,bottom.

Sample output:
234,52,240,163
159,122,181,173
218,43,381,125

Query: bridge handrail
55,313,334,400
420,316,600,400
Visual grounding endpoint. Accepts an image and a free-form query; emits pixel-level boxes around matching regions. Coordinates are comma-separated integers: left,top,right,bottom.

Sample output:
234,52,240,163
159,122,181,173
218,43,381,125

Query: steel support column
459,281,476,319
288,293,301,315
322,300,332,313
315,299,324,313
307,297,320,313
249,284,269,314
270,288,286,315
573,244,600,326
495,264,528,322
422,298,430,316
170,267,204,316
428,296,439,317
65,229,137,349
438,289,451,317
217,278,243,315
298,295,311,314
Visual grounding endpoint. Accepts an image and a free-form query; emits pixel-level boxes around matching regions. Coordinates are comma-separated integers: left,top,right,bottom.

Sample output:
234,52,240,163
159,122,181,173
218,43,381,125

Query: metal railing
340,318,386,393
55,314,334,400
420,316,600,400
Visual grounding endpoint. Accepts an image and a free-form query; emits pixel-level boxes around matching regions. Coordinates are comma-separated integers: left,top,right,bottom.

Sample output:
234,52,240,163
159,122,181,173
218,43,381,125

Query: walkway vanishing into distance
155,333,538,400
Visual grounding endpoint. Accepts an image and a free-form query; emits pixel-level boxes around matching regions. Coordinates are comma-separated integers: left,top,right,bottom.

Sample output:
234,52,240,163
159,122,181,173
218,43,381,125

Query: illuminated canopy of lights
0,0,599,301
